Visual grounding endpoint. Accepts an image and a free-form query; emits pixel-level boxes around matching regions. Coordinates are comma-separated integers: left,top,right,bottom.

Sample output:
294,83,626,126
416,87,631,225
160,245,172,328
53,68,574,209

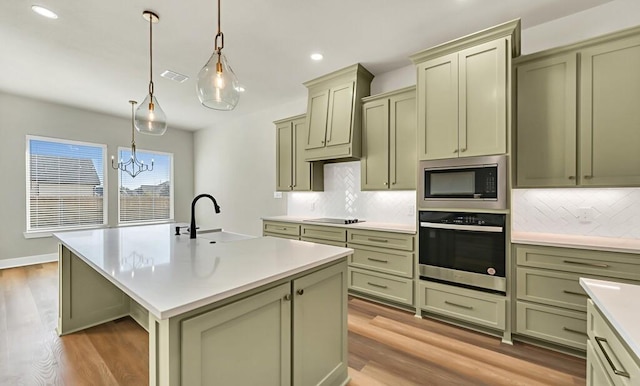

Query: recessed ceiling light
310,53,323,61
31,5,58,19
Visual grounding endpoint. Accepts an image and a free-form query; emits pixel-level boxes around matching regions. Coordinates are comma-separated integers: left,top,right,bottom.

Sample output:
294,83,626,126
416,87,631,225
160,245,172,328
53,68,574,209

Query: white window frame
117,147,174,226
25,135,108,238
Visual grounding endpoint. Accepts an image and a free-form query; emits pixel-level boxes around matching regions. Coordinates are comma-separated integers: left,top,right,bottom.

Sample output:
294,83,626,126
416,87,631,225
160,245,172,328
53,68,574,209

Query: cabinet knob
296,289,304,296
392,182,396,185
289,185,293,188
453,149,458,153
283,294,291,301
460,148,467,152
568,176,576,180
321,140,325,144
383,182,388,186
584,175,593,180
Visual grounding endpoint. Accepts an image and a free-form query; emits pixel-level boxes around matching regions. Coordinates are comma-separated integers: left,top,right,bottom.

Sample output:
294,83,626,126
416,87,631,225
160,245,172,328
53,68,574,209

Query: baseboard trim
0,253,57,269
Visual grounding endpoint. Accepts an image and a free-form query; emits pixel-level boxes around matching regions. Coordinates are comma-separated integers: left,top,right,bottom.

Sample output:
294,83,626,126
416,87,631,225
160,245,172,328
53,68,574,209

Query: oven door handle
419,222,503,233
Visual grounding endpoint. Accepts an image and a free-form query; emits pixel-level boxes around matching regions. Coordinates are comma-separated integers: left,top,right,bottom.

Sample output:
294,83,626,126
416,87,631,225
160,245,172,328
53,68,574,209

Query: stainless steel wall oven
419,211,506,293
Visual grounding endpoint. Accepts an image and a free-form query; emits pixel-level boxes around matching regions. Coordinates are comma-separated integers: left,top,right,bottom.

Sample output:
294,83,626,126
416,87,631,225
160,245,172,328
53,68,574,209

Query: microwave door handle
419,222,503,233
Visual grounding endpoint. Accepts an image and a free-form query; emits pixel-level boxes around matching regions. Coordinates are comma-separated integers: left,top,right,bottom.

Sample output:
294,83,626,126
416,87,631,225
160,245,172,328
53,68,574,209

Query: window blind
118,149,173,224
27,137,106,231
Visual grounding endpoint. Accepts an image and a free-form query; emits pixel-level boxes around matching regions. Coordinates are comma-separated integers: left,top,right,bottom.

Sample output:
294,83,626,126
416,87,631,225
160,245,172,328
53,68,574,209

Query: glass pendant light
196,0,240,111
135,11,167,135
112,101,154,178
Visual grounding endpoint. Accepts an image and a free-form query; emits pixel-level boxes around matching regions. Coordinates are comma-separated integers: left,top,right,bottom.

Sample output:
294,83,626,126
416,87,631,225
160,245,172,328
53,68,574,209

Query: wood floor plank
349,313,550,386
370,315,582,385
347,366,388,386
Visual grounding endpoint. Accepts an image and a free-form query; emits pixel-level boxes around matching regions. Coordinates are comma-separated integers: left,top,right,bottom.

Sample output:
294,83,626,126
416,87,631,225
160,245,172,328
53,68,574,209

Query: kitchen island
54,224,352,386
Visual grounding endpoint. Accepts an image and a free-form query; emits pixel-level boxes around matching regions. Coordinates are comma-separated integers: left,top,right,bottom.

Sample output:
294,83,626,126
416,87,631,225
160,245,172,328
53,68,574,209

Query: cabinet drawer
349,245,413,278
301,237,346,247
588,299,640,386
516,301,587,350
263,221,300,237
418,281,506,330
301,225,347,243
348,268,413,305
517,268,589,311
515,245,640,281
347,229,414,251
264,232,300,241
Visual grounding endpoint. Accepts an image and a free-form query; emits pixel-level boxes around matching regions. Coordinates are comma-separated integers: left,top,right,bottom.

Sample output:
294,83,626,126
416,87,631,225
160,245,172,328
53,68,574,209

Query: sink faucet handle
175,225,189,235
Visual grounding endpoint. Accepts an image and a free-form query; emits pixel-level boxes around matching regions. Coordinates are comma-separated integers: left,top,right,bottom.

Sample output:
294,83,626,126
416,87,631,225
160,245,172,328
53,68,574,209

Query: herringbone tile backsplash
287,161,416,225
512,188,640,238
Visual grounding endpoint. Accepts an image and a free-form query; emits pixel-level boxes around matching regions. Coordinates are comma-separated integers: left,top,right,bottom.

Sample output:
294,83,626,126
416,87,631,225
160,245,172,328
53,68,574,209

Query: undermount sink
197,229,255,243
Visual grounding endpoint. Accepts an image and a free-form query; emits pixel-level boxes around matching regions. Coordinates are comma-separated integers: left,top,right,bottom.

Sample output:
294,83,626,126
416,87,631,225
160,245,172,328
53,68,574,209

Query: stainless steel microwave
418,155,507,210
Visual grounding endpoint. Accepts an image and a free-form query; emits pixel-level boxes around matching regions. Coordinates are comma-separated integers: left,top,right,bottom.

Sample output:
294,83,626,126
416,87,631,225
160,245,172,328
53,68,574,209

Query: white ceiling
0,0,617,131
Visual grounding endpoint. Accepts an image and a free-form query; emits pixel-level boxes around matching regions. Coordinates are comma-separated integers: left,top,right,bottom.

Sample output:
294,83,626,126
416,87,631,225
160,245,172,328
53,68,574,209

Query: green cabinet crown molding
514,23,640,64
361,85,416,103
409,18,521,64
273,113,306,125
303,63,374,89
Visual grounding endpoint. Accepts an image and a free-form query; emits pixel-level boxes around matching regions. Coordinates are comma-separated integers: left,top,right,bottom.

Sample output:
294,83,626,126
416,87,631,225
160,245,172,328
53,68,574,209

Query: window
26,136,107,232
118,148,173,224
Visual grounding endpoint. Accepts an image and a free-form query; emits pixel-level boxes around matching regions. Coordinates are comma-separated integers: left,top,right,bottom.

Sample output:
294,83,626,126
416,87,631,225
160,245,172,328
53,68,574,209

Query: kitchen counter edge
262,216,416,234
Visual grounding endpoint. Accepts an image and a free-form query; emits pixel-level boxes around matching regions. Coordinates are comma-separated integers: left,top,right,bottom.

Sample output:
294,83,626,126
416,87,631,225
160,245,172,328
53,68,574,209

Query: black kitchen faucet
190,194,221,239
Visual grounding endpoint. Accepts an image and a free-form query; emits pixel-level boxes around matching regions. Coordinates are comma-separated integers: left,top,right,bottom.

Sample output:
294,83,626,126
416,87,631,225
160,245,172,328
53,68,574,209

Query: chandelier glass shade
112,100,154,178
196,0,240,111
135,10,167,135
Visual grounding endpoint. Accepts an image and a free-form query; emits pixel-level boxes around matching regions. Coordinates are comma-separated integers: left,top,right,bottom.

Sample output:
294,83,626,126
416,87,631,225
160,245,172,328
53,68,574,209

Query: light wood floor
0,263,586,385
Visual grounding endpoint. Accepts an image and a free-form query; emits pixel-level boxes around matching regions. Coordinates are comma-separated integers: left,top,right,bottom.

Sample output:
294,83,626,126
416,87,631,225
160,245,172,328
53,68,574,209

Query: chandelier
112,100,154,178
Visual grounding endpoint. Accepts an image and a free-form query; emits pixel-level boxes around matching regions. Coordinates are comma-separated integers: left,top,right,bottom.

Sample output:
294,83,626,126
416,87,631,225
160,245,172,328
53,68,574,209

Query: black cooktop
304,218,364,225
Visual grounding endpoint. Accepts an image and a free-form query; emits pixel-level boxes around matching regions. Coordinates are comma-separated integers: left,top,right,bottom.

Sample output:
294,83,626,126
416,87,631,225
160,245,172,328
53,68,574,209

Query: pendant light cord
130,101,137,147
148,14,154,97
214,0,224,54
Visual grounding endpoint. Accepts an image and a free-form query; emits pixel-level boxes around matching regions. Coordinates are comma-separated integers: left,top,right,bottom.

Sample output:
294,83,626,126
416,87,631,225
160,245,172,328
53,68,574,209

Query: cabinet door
276,122,293,191
326,81,355,147
181,283,291,386
306,89,329,150
580,35,640,186
390,91,417,189
516,54,577,187
361,98,390,190
417,53,459,160
459,38,507,157
587,340,615,386
292,117,311,191
293,261,348,386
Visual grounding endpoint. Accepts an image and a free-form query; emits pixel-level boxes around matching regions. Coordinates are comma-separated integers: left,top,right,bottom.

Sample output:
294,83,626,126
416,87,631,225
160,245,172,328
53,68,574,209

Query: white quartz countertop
512,231,640,254
54,224,352,320
262,216,416,234
580,278,640,360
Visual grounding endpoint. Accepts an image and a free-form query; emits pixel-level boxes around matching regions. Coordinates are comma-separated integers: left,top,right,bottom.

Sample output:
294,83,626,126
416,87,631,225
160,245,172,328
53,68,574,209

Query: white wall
193,98,307,236
0,92,194,263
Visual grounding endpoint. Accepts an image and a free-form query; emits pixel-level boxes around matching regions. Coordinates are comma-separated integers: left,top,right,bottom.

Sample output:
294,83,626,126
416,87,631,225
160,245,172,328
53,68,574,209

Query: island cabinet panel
587,340,615,386
58,245,129,335
181,283,292,386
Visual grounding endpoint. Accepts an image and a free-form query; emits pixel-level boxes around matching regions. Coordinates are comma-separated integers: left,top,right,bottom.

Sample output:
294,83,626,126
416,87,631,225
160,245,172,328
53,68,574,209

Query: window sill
24,225,108,239
116,219,174,227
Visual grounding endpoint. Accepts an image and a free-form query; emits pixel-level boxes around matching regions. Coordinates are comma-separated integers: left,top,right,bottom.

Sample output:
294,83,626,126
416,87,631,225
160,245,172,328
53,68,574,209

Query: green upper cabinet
303,64,374,162
516,54,577,187
515,27,640,187
411,20,520,161
361,86,416,190
580,33,640,186
275,115,323,192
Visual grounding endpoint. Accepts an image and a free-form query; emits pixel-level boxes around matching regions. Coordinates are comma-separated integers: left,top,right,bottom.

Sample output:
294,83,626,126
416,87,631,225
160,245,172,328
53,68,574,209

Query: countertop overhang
54,224,352,320
512,231,640,254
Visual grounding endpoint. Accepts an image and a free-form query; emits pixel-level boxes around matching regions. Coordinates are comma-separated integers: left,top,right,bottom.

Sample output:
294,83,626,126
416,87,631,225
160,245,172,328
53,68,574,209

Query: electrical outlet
273,191,282,199
407,204,415,216
578,207,593,223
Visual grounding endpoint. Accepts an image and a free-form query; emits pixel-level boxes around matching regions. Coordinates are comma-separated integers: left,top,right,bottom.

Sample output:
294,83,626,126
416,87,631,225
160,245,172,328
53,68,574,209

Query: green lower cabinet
180,261,348,386
587,340,614,386
515,301,587,350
